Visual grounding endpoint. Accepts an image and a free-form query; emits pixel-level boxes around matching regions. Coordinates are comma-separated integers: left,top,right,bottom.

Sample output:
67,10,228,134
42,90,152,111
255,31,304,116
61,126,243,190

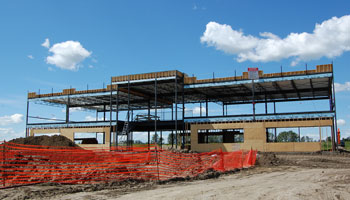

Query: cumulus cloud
201,15,350,66
41,38,50,48
337,119,346,126
335,82,350,92
0,114,23,126
0,128,25,141
45,40,91,71
27,55,34,59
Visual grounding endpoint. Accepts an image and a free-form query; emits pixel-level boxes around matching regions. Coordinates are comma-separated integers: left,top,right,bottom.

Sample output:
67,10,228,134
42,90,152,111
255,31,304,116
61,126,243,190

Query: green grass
321,141,350,151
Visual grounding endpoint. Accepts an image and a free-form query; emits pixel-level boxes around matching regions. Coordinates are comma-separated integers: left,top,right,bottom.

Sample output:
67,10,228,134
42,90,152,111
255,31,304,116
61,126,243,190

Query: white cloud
41,38,50,48
201,15,350,66
85,115,103,121
0,128,25,141
27,55,34,59
0,114,23,126
46,40,92,71
193,106,206,115
61,107,85,113
335,82,350,92
337,119,346,126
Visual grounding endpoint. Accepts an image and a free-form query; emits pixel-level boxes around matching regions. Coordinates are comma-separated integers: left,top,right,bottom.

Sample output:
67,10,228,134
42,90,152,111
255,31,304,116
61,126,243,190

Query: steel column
175,73,178,149
25,95,29,137
154,73,158,144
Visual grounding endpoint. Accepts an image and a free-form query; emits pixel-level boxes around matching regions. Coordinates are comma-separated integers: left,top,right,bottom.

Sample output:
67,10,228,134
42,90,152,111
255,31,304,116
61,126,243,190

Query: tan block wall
191,119,332,152
30,127,111,149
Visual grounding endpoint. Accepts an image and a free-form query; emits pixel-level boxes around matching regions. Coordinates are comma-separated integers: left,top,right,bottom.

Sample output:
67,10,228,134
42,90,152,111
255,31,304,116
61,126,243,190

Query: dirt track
1,152,350,200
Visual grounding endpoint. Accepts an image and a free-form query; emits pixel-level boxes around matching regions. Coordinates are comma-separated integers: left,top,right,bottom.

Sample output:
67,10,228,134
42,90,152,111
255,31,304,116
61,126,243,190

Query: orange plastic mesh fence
0,142,256,188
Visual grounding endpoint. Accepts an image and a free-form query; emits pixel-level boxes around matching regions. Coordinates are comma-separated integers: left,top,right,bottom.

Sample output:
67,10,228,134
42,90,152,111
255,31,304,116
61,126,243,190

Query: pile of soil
8,135,78,148
255,152,281,167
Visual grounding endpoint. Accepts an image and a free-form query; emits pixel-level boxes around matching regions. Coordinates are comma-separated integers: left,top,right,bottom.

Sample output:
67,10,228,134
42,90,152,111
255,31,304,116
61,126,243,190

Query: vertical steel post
127,75,130,146
175,73,178,149
252,79,255,121
116,86,119,147
206,99,208,117
2,141,5,187
182,78,185,149
331,63,338,151
222,102,225,116
25,95,29,137
200,102,202,117
171,103,174,148
103,105,106,121
109,78,113,146
66,92,70,125
148,100,151,149
154,73,158,145
265,95,267,114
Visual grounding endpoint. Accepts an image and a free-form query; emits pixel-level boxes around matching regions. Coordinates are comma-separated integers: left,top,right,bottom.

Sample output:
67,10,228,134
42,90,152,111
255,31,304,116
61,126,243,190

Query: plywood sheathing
191,119,332,152
30,127,111,149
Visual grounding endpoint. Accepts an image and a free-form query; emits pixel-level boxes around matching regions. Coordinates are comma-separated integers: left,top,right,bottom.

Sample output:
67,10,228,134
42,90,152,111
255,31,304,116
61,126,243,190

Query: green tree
168,133,175,144
151,133,163,145
277,131,298,142
133,140,144,144
300,136,313,142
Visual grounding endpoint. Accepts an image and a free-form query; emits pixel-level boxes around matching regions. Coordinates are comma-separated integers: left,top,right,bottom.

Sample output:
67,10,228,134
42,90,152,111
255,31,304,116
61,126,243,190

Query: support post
182,78,185,149
127,75,131,146
265,95,268,114
252,79,255,121
103,105,106,121
206,99,208,117
2,141,5,187
222,102,225,116
66,92,70,125
116,86,119,147
171,103,174,148
175,74,178,149
148,101,151,149
25,96,29,137
331,64,338,151
154,73,158,145
109,78,113,145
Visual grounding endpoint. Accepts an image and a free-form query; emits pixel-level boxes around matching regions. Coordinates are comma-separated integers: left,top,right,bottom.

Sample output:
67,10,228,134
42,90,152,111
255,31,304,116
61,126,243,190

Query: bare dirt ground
1,152,350,200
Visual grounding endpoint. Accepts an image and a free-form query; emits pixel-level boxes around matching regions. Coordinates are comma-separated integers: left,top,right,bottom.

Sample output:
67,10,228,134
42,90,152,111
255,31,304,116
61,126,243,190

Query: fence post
2,140,6,187
241,150,244,168
220,148,224,171
155,145,160,182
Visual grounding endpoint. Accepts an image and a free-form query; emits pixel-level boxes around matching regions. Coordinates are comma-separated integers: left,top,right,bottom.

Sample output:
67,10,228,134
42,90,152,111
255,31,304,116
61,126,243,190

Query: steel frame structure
25,64,338,150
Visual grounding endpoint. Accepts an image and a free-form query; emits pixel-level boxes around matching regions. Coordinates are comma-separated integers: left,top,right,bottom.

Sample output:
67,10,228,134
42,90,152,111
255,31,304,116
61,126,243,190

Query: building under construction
26,64,337,152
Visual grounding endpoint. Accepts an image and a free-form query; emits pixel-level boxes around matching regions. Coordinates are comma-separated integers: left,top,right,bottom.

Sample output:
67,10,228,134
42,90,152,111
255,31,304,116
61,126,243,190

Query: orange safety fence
0,142,256,188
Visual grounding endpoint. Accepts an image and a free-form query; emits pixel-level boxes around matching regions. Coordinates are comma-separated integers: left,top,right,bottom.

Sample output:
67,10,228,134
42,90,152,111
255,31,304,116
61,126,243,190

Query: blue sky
0,0,349,142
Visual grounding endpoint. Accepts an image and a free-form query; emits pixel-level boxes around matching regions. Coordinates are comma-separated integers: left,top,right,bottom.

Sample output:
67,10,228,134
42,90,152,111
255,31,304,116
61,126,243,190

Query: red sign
248,68,259,80
248,68,258,72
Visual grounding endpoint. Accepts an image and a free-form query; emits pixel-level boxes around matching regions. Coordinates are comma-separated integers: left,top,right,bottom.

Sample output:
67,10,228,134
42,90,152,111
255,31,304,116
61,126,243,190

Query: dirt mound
256,152,281,167
8,135,78,148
